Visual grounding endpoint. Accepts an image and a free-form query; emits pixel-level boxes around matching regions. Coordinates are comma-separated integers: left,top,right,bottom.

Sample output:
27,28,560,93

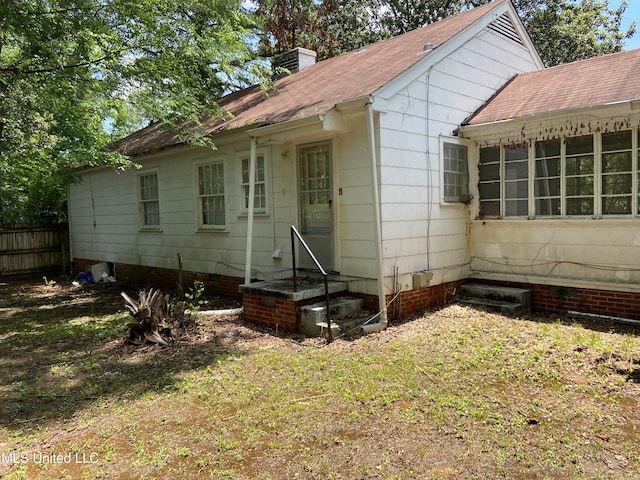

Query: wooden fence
0,224,70,279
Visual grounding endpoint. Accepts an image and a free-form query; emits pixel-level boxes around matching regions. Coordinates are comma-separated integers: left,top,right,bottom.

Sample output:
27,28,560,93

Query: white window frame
237,150,269,215
138,170,161,229
440,136,471,204
194,157,227,230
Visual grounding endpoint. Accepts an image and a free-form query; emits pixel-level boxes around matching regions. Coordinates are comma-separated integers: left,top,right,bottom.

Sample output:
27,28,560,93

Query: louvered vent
488,13,524,46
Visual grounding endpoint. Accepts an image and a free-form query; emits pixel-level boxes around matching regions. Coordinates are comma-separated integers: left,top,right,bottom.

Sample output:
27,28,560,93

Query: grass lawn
0,280,638,479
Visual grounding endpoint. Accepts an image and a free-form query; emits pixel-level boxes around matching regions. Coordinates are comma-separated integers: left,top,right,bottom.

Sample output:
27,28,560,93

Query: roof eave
459,99,640,137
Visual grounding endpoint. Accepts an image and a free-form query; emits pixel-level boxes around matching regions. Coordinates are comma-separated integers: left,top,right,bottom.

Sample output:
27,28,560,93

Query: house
69,0,640,330
458,48,640,321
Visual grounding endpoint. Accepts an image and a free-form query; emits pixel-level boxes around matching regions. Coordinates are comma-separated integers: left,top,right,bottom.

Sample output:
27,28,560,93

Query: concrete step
458,297,526,316
460,283,532,311
300,296,365,338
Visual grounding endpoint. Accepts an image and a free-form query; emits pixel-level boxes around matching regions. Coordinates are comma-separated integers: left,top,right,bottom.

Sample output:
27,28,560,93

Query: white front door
297,142,333,271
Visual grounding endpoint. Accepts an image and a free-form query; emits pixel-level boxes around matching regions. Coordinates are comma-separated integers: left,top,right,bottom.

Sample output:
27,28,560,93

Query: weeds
0,286,639,479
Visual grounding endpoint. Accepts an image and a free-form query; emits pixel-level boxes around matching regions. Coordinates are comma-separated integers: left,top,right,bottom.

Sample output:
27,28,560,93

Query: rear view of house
68,0,640,330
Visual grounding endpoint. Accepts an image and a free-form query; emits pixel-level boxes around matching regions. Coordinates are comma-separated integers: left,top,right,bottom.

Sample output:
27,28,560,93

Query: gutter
363,98,388,333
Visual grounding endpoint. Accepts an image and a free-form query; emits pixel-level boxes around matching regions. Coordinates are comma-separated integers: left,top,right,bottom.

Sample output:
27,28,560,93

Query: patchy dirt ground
0,279,639,479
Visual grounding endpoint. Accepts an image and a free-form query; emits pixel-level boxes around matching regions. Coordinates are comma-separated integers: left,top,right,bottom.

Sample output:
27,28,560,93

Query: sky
619,0,640,50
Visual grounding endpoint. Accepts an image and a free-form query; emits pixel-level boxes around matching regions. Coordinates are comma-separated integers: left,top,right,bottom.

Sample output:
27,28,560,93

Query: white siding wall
464,109,640,291
470,221,640,290
69,123,377,284
69,141,301,280
376,28,541,294
334,119,379,292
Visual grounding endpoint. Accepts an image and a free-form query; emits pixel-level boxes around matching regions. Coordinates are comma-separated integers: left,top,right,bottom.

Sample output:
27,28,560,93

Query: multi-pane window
565,135,594,216
601,131,632,215
534,139,561,216
443,143,470,202
240,155,266,214
504,143,529,216
479,146,501,217
477,130,640,219
197,162,225,227
139,172,160,227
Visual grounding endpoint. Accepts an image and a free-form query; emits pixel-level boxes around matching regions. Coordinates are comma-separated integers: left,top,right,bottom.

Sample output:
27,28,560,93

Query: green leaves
0,0,270,223
516,0,635,66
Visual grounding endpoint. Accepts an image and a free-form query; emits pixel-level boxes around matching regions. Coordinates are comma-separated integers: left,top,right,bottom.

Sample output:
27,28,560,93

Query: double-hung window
240,154,267,214
197,162,225,228
139,172,160,227
442,142,470,203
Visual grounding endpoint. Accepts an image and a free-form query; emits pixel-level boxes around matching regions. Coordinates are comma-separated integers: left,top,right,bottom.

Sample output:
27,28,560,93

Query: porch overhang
459,98,640,138
246,96,382,145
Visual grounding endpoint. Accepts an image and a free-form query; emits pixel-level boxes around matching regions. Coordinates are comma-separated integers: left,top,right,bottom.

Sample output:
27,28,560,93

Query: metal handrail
290,225,332,343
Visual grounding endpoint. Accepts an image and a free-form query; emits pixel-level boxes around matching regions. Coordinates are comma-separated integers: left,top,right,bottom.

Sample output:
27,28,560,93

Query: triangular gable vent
487,12,524,46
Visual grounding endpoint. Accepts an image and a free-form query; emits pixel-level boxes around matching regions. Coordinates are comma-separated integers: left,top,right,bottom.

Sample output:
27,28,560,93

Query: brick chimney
271,48,317,78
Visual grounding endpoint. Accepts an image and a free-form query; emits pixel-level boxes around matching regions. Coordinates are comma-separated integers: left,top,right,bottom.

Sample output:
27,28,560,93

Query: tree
0,0,270,223
254,0,388,60
511,0,635,66
377,0,464,34
256,0,634,67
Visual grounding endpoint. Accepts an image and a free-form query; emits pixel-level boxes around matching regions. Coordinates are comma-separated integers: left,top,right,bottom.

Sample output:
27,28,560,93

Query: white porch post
366,99,388,329
244,137,257,284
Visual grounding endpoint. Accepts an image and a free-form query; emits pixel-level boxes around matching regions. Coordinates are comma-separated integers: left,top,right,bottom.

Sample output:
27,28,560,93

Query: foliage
254,0,388,59
511,0,635,66
184,280,208,313
0,0,270,223
1,284,639,478
256,0,635,67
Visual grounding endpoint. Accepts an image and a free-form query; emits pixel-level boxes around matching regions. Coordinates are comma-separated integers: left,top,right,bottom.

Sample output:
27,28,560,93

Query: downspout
244,136,257,284
362,99,388,333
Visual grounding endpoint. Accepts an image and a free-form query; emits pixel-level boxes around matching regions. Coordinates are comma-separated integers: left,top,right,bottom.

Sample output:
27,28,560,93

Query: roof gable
465,48,640,126
113,0,511,155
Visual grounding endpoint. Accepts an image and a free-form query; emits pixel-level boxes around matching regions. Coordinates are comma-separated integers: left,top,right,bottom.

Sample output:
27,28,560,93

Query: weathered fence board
0,224,69,278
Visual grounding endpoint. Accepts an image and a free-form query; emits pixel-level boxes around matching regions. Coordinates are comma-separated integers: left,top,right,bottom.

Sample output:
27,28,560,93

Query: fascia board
459,101,640,138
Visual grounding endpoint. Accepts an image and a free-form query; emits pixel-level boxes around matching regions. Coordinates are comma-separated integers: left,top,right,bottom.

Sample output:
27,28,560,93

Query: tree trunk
121,288,174,345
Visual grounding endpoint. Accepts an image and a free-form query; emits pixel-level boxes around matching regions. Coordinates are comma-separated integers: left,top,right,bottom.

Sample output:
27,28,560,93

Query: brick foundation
477,279,640,321
384,280,466,320
72,258,243,299
241,291,352,333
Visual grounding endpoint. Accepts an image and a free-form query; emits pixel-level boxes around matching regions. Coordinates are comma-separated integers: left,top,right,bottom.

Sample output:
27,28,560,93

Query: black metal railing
290,225,332,343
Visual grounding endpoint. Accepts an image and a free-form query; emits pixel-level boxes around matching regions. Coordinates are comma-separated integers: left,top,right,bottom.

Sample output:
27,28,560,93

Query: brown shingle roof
465,48,640,126
113,0,506,155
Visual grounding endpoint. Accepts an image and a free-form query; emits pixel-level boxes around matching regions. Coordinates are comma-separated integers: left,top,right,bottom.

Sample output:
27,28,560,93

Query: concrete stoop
459,283,532,316
300,296,367,338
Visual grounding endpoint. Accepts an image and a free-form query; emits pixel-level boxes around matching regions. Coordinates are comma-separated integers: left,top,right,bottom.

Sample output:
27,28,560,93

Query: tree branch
0,55,114,75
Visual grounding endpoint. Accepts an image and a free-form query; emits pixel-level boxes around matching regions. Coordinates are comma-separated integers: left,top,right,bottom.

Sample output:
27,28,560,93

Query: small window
479,146,501,217
443,142,470,203
565,135,594,216
240,155,267,214
504,142,529,217
197,162,225,227
534,139,561,216
139,172,160,227
601,130,632,215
